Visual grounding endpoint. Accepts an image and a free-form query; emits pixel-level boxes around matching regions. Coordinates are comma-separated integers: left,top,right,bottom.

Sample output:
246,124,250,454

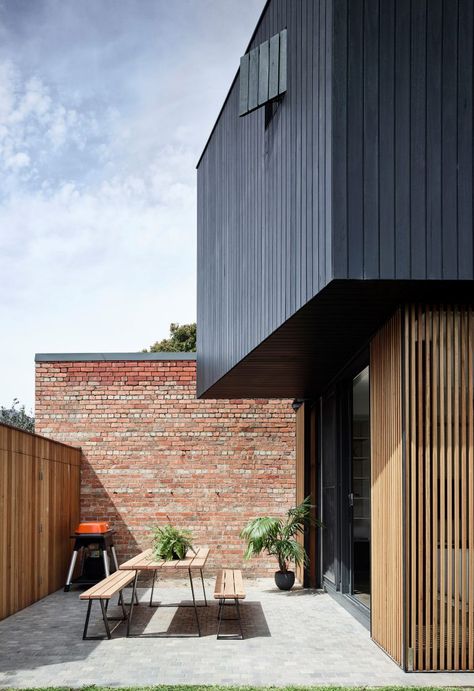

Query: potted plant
152,524,194,561
240,497,318,590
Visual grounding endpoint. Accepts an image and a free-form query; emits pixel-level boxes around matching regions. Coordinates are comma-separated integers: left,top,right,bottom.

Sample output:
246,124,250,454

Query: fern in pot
240,497,318,590
153,524,194,561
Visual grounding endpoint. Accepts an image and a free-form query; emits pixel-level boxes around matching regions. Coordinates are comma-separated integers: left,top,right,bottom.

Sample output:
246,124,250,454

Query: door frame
318,348,370,621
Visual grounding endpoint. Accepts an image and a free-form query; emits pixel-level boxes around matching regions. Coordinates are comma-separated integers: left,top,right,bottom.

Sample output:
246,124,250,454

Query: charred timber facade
197,0,474,673
197,0,473,400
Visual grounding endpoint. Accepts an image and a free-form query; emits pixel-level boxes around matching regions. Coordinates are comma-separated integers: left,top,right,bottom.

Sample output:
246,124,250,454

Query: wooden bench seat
80,570,136,639
214,569,246,639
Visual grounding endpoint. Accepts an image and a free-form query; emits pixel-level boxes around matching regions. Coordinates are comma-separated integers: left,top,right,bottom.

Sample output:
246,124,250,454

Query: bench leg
235,598,244,639
82,600,93,640
83,595,130,641
100,599,112,639
118,584,139,607
216,597,244,640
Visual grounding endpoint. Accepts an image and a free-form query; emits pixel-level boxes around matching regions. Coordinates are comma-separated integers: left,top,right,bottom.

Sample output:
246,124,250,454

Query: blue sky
0,0,265,411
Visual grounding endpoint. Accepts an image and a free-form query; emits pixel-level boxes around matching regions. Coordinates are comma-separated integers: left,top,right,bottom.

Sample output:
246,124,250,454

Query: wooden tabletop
119,547,210,571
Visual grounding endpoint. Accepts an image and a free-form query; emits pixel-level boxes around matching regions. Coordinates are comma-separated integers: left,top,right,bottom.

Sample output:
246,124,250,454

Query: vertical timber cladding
370,310,404,666
404,306,474,671
0,424,81,621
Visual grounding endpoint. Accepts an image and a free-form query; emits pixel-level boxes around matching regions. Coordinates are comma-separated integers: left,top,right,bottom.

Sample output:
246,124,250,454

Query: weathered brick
35,359,296,576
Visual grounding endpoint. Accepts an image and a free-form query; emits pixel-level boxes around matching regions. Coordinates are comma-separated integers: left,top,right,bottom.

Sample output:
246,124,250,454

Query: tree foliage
0,398,35,433
145,322,196,353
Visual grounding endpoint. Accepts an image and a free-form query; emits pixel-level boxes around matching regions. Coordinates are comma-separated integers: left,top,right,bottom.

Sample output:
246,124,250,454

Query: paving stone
0,579,472,687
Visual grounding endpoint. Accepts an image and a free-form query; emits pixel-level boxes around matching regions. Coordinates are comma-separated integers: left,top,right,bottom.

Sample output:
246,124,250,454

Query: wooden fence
0,423,81,621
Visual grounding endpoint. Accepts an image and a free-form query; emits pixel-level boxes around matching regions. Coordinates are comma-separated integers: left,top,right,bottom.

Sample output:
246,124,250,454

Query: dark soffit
197,279,474,399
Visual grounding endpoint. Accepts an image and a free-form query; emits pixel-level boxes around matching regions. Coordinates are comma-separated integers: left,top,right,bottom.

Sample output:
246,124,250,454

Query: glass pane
352,366,370,608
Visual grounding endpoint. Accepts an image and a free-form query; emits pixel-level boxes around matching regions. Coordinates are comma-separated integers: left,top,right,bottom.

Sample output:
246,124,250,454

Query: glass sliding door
351,366,371,608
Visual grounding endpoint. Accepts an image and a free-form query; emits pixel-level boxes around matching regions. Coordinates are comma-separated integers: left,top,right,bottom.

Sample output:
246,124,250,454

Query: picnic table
119,547,210,637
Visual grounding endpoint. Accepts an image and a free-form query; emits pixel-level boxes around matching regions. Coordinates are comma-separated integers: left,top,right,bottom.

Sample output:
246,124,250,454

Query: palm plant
240,497,317,574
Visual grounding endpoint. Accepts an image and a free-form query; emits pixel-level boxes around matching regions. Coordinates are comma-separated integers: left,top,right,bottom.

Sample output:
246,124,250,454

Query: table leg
126,571,139,637
149,571,157,606
188,568,201,636
199,568,208,605
111,545,119,572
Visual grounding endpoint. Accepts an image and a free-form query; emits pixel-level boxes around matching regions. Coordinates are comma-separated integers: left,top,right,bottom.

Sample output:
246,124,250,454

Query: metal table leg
149,571,158,606
200,568,208,605
188,569,201,636
111,545,120,572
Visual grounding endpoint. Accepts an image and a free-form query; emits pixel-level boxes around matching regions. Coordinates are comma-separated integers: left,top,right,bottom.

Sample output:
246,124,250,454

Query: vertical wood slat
403,305,474,671
370,310,403,666
0,424,80,621
469,307,474,670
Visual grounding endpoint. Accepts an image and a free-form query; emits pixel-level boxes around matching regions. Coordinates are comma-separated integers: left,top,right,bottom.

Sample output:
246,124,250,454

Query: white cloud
0,0,266,410
5,151,30,169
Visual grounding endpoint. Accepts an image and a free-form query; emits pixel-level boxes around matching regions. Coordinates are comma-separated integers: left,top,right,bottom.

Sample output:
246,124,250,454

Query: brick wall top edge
35,352,197,362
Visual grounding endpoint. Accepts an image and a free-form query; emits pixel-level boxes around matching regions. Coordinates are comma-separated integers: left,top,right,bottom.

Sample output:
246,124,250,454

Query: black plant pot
274,570,295,591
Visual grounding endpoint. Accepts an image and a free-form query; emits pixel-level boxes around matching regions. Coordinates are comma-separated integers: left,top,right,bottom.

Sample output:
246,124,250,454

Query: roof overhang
197,279,473,399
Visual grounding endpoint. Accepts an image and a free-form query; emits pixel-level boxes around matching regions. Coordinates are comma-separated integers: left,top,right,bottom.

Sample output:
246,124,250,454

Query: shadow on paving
127,600,270,639
0,589,271,676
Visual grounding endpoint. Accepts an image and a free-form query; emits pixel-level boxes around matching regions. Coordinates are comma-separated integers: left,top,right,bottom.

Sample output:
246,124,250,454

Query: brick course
35,359,295,576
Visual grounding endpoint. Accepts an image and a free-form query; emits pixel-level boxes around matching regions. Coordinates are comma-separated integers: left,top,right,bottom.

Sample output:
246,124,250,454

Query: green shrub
152,524,194,561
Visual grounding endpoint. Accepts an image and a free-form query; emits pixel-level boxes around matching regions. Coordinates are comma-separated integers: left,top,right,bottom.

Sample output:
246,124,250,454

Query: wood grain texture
370,310,403,666
403,305,474,671
0,423,80,621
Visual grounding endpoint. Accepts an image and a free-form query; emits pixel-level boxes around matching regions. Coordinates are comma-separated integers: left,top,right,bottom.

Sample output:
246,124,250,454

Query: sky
0,0,265,412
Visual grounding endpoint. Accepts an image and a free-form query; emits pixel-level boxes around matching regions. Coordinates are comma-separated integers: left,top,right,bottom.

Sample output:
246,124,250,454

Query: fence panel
0,424,80,620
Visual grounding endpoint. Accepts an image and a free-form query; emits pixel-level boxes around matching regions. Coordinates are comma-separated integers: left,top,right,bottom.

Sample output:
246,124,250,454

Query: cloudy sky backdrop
0,0,264,411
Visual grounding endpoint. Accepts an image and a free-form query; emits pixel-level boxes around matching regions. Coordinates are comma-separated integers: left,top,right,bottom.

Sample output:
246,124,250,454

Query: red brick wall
35,358,295,576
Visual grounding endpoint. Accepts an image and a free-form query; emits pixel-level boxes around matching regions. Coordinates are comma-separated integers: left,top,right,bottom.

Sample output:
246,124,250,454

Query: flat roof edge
35,352,196,362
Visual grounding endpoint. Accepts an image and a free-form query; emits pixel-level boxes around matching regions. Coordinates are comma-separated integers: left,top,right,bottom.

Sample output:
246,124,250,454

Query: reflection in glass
352,366,371,608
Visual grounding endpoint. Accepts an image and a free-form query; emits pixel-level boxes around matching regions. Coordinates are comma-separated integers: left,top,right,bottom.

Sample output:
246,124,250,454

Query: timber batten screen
404,306,474,671
370,311,404,666
370,306,474,671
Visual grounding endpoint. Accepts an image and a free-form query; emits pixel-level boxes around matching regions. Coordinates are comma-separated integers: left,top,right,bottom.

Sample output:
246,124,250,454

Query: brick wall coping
35,352,196,362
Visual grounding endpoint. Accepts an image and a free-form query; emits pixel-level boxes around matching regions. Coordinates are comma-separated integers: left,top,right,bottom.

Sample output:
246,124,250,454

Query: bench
80,570,136,640
214,569,246,639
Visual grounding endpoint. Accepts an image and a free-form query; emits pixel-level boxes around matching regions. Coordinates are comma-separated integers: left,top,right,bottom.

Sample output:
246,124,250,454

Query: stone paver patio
0,578,472,688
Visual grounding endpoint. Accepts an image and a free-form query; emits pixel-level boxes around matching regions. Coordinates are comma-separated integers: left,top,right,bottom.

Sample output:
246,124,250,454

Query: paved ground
0,578,473,688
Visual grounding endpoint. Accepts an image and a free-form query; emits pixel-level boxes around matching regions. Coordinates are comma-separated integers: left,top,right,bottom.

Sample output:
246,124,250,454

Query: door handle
348,492,354,507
